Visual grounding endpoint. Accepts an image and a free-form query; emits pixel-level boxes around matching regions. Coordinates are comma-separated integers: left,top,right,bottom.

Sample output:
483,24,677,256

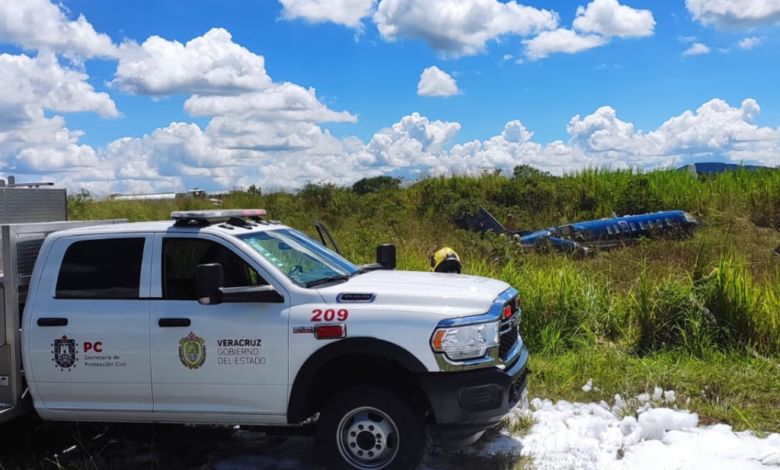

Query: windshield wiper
304,267,369,288
305,273,353,288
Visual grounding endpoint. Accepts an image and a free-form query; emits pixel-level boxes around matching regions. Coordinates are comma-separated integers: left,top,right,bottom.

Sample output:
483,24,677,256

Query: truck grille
498,295,520,360
499,323,518,359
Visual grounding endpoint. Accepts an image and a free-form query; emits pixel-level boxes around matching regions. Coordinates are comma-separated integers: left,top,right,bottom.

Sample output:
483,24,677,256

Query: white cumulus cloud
0,52,119,121
3,21,778,200
522,0,654,60
653,99,777,152
0,105,108,189
373,98,780,180
0,18,361,194
278,0,377,28
442,121,587,176
523,29,608,60
683,42,711,55
738,36,765,49
0,51,119,183
110,27,353,134
565,98,780,166
573,0,656,37
279,0,655,60
106,122,233,175
417,66,461,97
0,0,118,59
686,0,780,29
184,83,357,122
206,118,345,154
361,112,461,168
2,117,104,175
91,98,779,194
373,0,559,57
112,28,273,96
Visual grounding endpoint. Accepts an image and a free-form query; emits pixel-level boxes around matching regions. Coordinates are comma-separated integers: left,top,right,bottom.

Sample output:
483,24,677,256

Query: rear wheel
315,386,425,470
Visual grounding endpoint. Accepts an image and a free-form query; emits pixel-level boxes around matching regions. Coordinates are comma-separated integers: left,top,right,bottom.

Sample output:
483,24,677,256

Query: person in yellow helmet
430,247,462,273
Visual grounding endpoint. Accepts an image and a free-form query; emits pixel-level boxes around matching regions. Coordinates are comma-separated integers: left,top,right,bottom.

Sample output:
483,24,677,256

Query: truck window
162,238,267,300
238,228,359,287
55,238,145,299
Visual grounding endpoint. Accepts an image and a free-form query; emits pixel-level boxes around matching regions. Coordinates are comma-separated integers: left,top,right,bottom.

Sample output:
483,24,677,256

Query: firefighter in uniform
430,247,463,273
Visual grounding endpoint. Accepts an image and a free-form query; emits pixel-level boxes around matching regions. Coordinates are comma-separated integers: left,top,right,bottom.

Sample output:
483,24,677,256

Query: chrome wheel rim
336,406,400,470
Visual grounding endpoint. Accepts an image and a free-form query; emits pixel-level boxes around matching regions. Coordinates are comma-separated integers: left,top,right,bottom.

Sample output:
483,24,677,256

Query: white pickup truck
0,185,529,470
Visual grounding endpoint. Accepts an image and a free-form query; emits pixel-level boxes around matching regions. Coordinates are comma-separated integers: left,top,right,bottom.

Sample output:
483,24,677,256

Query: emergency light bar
171,209,266,219
171,209,268,226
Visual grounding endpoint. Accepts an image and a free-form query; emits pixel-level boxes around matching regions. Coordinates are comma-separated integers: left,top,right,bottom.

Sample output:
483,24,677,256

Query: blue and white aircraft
457,206,700,255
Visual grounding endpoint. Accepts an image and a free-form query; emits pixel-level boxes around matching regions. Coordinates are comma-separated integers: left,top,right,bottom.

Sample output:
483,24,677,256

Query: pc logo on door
179,332,206,370
52,335,77,370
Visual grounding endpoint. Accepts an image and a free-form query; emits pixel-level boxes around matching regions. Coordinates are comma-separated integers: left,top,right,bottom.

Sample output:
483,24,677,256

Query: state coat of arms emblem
52,335,77,370
179,332,206,369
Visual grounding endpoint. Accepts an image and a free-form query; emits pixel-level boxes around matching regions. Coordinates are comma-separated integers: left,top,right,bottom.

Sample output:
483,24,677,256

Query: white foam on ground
582,379,593,392
213,390,780,470
491,392,780,470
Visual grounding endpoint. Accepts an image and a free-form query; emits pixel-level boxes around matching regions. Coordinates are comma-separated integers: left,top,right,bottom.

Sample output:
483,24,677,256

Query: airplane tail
456,206,530,237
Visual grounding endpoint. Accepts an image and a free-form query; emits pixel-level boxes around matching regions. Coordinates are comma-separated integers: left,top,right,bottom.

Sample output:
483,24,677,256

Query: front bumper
418,341,530,450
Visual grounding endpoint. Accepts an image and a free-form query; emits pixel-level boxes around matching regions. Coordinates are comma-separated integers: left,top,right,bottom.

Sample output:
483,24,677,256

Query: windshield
237,228,360,287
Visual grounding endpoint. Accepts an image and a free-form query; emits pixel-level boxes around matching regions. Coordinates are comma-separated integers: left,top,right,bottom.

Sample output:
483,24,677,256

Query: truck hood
315,270,511,317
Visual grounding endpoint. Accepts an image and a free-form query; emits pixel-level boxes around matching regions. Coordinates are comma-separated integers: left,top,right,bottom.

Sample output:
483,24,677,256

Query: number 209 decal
311,309,349,322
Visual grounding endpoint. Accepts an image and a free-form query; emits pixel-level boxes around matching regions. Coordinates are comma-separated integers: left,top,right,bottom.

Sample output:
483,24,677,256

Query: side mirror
196,263,285,304
376,244,396,269
196,263,224,305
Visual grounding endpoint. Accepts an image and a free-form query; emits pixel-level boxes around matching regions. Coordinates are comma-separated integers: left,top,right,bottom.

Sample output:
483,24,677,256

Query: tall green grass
68,166,780,358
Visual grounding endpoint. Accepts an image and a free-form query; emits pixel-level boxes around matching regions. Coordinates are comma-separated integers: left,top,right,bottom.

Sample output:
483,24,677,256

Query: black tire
315,386,425,470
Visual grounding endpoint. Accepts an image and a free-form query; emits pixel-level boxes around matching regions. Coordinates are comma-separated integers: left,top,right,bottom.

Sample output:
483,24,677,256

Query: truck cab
4,207,529,470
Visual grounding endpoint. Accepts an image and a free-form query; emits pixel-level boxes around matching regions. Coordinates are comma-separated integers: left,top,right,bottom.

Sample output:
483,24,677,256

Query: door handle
158,318,191,327
38,317,68,327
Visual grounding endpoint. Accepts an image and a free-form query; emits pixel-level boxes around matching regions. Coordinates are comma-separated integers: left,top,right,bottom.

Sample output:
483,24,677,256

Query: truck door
149,234,290,418
24,235,153,413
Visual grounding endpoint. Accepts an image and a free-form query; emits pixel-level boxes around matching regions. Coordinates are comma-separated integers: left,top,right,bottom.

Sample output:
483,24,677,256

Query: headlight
431,321,499,361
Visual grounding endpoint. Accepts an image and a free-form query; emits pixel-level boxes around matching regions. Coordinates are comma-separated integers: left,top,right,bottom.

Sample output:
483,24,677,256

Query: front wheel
315,386,425,470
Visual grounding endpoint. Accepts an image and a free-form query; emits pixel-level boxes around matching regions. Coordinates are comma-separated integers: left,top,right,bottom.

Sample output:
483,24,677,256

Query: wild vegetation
62,165,780,453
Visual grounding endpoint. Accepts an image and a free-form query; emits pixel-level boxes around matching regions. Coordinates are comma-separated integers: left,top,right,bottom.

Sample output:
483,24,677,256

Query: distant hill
677,162,773,174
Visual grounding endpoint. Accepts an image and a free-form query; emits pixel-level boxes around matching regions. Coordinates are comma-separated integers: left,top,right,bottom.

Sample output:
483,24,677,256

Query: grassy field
7,165,771,469
70,167,780,422
65,165,780,435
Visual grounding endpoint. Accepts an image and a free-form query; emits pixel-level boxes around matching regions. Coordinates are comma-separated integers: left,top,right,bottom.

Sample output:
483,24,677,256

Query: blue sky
0,0,779,194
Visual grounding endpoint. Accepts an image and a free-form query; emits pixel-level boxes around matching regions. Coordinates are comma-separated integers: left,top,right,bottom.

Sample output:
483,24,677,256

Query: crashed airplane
456,206,700,255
